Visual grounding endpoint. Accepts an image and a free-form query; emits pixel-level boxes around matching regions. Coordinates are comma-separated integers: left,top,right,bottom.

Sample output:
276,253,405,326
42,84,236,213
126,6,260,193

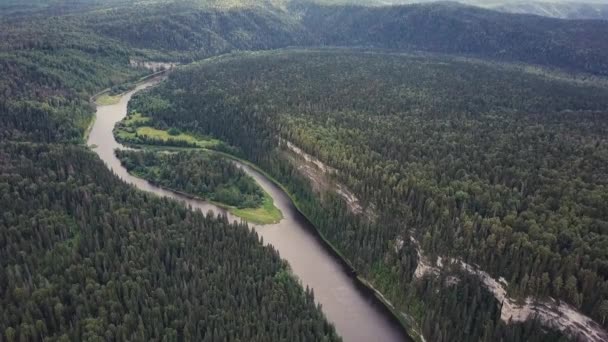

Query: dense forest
0,0,302,143
0,16,147,143
3,0,608,340
294,1,608,76
82,0,608,76
1,0,608,145
129,49,608,340
116,150,265,208
0,143,340,341
0,2,341,341
84,3,308,59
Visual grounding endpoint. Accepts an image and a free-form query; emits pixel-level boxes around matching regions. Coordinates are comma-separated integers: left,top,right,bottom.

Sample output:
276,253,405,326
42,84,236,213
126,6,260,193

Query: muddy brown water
87,79,412,342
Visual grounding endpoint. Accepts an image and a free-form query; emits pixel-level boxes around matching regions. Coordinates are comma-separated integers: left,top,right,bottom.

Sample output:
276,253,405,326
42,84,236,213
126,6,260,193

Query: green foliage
0,0,305,143
114,112,222,148
231,192,284,225
0,18,146,143
82,2,309,61
131,48,608,340
0,142,339,341
115,149,282,224
4,1,608,340
3,0,608,143
109,82,135,95
413,270,569,342
95,93,121,106
116,149,266,208
297,1,608,76
167,127,181,136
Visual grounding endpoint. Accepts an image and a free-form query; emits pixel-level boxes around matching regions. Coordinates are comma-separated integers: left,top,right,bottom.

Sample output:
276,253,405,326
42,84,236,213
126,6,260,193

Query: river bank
87,76,413,342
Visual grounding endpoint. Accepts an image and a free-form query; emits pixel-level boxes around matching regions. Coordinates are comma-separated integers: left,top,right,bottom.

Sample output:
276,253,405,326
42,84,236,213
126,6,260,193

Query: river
87,78,411,342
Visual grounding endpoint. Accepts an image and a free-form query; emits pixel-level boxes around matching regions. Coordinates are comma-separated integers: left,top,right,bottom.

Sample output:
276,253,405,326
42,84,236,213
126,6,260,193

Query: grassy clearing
115,112,221,148
123,112,151,125
230,192,283,225
95,93,122,105
115,129,135,140
135,126,220,148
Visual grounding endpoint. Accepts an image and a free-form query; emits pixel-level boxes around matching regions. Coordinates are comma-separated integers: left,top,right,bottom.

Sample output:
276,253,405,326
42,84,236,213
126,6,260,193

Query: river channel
87,78,411,342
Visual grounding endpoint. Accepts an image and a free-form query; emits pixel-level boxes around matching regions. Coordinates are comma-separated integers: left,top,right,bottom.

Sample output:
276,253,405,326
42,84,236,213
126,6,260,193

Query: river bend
87,79,410,342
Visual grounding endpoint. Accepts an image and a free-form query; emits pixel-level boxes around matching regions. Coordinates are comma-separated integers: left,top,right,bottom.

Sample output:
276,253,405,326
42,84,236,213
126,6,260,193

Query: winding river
87,78,411,342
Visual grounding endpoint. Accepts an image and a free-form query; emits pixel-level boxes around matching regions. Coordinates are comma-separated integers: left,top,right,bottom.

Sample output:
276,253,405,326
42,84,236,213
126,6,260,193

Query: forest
0,15,147,143
0,143,339,341
295,1,608,76
0,2,341,341
2,0,608,145
3,0,608,341
116,149,265,209
128,49,608,341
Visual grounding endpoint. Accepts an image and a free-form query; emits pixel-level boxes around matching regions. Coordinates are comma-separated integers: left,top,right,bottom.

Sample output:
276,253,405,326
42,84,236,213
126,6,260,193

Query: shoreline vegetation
207,143,425,342
113,107,283,225
83,69,173,144
0,143,340,342
115,148,283,225
110,93,284,224
106,63,424,340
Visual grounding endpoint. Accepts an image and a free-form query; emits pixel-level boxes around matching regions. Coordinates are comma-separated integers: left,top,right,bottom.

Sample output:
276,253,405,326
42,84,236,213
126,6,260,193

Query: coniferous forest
3,0,608,341
0,143,339,341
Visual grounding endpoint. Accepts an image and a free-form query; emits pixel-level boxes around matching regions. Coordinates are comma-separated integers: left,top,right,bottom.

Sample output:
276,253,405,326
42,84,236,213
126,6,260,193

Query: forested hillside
129,49,608,341
0,143,340,341
81,0,608,76
296,0,608,20
4,0,608,78
0,18,146,142
83,2,310,61
296,1,608,76
0,0,310,143
0,0,301,143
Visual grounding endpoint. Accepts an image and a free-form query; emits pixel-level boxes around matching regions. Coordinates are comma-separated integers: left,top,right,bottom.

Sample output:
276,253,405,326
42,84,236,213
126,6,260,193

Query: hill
296,1,608,76
291,0,608,20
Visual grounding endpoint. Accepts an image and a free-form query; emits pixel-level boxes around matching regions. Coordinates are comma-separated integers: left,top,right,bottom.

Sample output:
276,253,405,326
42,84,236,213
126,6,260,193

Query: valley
87,77,413,342
3,1,608,341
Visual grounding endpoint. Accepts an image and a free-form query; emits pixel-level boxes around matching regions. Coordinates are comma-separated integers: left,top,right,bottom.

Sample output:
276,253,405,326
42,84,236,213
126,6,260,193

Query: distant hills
2,0,608,20
3,0,607,76
493,1,608,20
296,1,608,75
296,0,608,20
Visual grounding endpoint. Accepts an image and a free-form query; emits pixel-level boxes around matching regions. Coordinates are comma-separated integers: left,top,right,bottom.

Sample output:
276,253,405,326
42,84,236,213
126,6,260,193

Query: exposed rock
408,235,608,341
129,59,177,72
280,139,364,215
